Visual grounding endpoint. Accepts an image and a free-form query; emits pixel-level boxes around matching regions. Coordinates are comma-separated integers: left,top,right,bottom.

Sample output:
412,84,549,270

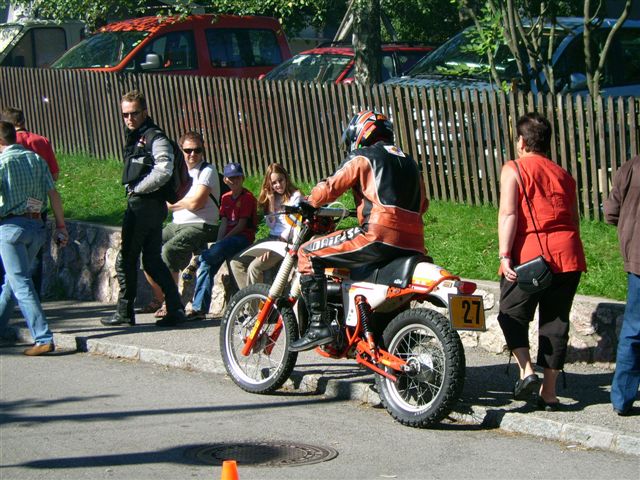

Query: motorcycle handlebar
282,204,357,219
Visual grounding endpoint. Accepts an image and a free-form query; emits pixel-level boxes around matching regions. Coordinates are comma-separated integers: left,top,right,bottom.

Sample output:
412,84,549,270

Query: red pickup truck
51,14,292,78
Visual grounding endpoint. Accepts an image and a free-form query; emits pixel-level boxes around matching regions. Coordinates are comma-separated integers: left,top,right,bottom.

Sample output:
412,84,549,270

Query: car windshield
408,28,561,82
0,25,22,54
265,53,352,82
51,31,148,68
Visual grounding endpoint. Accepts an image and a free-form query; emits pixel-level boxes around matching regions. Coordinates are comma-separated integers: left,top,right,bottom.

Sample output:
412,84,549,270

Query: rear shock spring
354,295,376,351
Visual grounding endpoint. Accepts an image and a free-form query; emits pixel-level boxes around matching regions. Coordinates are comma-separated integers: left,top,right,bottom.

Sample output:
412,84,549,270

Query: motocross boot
289,274,333,352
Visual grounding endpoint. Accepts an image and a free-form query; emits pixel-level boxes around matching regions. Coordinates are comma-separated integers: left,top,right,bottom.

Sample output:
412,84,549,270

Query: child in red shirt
188,162,257,318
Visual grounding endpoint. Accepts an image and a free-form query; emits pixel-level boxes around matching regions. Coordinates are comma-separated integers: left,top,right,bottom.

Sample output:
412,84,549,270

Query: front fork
241,297,277,356
242,234,304,357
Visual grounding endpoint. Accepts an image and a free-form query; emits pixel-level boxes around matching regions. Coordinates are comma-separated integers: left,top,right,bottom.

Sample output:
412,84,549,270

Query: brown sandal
139,299,163,314
154,303,168,318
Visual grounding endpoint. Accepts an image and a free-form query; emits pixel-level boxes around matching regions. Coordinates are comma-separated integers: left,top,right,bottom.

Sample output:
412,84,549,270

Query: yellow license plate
448,294,486,331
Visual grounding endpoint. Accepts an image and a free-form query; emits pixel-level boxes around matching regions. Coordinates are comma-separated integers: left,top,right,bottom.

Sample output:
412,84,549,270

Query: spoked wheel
375,308,465,427
219,284,299,393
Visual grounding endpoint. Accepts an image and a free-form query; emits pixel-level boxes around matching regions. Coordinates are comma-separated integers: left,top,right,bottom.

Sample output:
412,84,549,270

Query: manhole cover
185,441,338,467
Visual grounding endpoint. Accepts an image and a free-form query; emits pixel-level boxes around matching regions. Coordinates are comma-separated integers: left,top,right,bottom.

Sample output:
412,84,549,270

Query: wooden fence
1,66,638,220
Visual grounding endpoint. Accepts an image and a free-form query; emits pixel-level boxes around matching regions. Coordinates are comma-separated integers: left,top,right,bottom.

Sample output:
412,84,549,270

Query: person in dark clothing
290,110,428,352
604,154,640,416
100,90,186,327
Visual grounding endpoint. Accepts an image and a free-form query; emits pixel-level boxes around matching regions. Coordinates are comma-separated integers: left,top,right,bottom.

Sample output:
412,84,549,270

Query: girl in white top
230,163,302,288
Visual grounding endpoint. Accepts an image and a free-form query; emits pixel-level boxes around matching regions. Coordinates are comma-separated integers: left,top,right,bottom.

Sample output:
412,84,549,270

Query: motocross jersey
308,141,428,254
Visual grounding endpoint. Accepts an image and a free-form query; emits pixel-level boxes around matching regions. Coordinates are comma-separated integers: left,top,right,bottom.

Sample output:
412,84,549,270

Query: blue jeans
191,235,250,313
0,217,53,345
611,272,640,412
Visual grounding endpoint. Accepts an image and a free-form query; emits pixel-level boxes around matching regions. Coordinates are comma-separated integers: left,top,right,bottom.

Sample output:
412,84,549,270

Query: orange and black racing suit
297,141,428,276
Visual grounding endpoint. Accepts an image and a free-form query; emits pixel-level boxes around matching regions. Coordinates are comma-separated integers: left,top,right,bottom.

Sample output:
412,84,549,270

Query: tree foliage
3,0,463,43
2,0,348,34
381,0,462,44
453,0,634,97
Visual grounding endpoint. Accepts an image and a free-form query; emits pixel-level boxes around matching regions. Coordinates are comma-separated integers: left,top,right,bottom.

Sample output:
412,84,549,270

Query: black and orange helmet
341,110,393,152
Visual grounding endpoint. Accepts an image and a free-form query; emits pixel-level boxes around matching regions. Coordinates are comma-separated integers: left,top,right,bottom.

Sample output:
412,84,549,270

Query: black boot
289,274,333,352
101,311,135,326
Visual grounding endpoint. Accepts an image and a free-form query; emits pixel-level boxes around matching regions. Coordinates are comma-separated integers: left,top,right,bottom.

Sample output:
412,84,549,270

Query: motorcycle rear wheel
220,284,299,394
375,308,465,427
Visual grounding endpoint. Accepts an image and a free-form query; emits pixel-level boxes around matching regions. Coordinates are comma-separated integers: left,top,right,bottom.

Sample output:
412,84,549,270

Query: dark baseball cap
223,162,244,178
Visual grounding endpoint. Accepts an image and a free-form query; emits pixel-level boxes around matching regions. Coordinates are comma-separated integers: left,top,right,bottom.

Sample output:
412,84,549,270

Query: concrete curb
19,328,639,457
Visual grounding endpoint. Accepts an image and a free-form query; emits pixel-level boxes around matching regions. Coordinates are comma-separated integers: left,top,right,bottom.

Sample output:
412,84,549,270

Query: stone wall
42,220,229,314
446,280,625,368
43,220,626,366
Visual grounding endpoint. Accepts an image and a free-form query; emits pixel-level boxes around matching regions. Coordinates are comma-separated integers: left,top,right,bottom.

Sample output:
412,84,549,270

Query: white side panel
343,281,389,327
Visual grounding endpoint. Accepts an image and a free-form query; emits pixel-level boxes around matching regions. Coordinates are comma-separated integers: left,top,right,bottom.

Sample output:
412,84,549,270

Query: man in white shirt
144,131,221,324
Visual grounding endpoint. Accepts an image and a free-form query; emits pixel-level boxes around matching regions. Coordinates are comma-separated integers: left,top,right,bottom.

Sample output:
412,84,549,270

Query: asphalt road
1,346,638,480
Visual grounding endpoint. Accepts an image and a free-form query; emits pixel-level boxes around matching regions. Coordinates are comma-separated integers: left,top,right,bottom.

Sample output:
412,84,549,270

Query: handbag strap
513,160,545,256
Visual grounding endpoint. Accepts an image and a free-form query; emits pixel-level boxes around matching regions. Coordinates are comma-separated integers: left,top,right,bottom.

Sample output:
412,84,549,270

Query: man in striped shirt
0,121,68,356
1,107,61,297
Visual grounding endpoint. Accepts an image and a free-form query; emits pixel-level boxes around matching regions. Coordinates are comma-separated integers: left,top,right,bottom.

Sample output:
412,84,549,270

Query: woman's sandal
139,299,163,314
154,304,168,318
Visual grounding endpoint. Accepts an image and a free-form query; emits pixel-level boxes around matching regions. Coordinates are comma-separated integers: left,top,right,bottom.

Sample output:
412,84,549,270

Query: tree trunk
584,0,632,97
352,0,382,86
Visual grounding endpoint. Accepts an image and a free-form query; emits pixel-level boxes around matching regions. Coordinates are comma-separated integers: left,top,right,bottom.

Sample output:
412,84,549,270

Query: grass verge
57,153,625,300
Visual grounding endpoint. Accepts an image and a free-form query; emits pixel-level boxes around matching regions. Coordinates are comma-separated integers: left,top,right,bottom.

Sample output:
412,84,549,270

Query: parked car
385,17,640,97
0,19,85,67
262,41,435,84
51,14,291,78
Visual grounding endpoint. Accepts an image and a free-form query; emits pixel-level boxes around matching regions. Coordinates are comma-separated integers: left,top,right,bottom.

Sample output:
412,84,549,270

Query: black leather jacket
122,117,174,197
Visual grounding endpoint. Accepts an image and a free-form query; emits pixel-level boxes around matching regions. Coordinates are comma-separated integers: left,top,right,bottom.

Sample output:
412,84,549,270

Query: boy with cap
187,162,257,319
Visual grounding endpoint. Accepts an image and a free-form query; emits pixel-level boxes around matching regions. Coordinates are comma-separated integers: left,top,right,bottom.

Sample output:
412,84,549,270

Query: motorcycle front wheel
375,308,465,427
219,284,299,394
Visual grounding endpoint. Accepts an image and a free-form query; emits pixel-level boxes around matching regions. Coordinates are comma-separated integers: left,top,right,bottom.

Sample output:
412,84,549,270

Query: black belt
1,212,42,221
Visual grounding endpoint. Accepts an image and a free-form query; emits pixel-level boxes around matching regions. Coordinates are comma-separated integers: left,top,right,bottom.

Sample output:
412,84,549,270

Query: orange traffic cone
221,460,239,480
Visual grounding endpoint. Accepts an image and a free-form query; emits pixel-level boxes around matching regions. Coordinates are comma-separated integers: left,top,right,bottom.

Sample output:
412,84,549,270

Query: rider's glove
298,200,316,217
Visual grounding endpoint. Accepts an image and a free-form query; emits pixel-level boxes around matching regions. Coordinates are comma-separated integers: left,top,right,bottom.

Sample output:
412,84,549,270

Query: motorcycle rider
290,110,428,352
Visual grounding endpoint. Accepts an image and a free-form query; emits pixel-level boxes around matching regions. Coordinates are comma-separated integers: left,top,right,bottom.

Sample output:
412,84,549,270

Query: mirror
569,72,587,91
140,53,161,70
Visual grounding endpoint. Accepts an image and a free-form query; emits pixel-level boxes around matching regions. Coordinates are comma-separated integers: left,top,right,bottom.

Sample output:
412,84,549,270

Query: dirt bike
219,204,486,427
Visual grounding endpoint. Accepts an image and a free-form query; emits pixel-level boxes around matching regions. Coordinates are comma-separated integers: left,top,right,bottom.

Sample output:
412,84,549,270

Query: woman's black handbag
513,255,553,293
513,161,554,294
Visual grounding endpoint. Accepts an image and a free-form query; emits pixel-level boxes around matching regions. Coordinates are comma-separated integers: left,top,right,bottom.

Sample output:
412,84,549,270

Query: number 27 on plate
448,294,486,331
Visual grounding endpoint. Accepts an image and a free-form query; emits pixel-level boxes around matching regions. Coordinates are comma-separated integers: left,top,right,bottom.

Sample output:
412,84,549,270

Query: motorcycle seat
350,255,433,288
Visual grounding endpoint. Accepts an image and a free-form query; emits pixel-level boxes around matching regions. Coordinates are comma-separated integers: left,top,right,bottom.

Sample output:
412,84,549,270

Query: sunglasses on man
183,147,204,155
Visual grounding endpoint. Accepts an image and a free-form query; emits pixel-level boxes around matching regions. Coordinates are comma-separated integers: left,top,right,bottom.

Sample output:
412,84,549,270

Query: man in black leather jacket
101,90,186,327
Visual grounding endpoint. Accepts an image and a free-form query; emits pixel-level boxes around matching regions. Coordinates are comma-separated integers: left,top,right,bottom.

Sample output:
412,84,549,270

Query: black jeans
498,271,582,370
115,195,182,317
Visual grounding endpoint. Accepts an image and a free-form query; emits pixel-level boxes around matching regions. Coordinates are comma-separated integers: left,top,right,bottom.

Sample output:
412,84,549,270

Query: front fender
237,240,288,261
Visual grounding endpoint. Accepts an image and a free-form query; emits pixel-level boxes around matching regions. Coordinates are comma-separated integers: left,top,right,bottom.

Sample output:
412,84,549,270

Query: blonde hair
121,90,147,110
258,163,299,213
